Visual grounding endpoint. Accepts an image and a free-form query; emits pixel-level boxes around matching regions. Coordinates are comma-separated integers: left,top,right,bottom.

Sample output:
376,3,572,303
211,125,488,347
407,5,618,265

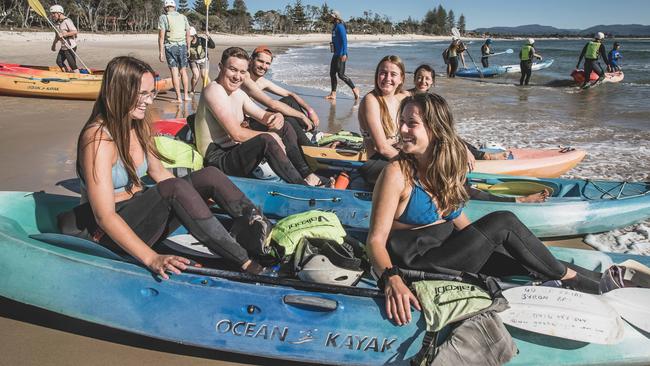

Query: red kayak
571,69,624,84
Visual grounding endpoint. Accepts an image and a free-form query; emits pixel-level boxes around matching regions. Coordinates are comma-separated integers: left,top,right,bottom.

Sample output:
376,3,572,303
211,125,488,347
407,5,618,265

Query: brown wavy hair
398,93,469,215
76,56,170,193
370,55,405,138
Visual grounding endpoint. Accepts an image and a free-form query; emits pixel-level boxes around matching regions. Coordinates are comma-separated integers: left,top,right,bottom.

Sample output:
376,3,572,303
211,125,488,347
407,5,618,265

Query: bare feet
325,92,336,100
184,95,192,101
352,87,360,100
171,99,183,104
515,189,550,203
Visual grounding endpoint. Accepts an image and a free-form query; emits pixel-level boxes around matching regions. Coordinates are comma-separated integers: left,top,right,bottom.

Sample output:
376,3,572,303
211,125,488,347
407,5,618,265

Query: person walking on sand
158,0,191,103
325,10,360,100
576,32,610,87
188,26,215,94
519,38,542,86
49,5,79,73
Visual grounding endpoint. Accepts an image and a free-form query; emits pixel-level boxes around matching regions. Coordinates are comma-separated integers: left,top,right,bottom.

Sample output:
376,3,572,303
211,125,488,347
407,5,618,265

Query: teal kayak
454,59,554,78
229,173,650,239
2,191,650,365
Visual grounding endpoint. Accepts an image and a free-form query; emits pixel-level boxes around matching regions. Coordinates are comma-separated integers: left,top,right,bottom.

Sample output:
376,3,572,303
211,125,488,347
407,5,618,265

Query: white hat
189,26,197,36
527,38,535,44
595,32,605,40
49,5,64,13
164,0,176,8
330,10,342,20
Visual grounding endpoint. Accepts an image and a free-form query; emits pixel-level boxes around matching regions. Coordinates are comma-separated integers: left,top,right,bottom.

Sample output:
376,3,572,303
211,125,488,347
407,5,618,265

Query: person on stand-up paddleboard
519,38,542,86
325,10,360,101
49,5,79,73
158,0,192,103
576,32,610,88
480,39,494,68
366,93,601,326
608,42,623,72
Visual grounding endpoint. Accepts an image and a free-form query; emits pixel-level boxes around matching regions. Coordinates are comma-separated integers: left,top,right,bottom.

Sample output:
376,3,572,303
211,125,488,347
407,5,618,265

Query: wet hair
370,55,405,137
220,46,249,66
414,64,435,87
77,56,169,193
397,93,469,215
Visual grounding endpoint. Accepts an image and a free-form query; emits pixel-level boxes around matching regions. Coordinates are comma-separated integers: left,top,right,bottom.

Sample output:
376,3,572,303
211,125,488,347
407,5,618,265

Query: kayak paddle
488,48,514,57
474,181,555,197
501,285,625,344
603,287,650,333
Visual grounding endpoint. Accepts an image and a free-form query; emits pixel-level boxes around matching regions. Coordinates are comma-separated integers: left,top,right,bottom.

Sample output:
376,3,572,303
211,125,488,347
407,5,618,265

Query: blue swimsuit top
397,180,463,225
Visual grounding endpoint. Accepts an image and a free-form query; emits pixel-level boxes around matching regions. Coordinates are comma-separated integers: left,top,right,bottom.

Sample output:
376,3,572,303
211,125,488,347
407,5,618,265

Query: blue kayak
455,59,554,78
3,191,650,365
229,173,650,238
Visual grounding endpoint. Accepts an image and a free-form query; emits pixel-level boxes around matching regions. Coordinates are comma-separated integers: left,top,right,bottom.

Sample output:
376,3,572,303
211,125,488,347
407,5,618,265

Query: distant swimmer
188,26,215,94
608,42,623,72
325,10,360,100
519,38,542,86
408,64,435,94
158,0,191,103
446,37,467,78
480,38,493,67
49,5,79,73
576,32,610,88
241,45,320,146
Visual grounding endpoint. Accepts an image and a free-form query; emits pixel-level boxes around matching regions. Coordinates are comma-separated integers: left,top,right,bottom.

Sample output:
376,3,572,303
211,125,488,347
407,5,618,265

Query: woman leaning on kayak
366,93,600,325
357,55,410,185
58,56,268,278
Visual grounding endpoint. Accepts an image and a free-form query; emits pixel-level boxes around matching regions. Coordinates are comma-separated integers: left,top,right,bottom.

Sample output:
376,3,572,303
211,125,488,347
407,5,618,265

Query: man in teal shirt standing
158,0,191,103
325,10,360,101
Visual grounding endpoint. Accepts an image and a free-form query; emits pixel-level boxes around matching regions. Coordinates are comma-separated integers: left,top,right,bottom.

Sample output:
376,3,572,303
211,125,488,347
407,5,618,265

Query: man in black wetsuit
576,32,610,88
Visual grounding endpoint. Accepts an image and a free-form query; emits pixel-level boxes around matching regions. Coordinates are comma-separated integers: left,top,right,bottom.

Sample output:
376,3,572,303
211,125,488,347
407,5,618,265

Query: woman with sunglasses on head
60,56,268,279
366,93,600,325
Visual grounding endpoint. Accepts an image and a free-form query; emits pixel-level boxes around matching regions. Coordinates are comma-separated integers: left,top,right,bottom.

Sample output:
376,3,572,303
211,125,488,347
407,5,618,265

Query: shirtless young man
194,47,325,186
240,46,320,146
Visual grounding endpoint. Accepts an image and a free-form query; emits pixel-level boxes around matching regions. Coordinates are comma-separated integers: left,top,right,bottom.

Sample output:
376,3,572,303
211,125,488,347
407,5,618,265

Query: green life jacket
154,136,203,177
317,131,363,147
271,210,346,257
520,44,533,61
585,41,600,60
413,280,493,332
189,37,207,61
164,12,187,44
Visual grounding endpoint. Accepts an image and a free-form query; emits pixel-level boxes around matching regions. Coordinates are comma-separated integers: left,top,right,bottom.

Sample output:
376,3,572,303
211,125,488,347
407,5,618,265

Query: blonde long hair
398,93,469,215
76,56,169,192
370,55,405,138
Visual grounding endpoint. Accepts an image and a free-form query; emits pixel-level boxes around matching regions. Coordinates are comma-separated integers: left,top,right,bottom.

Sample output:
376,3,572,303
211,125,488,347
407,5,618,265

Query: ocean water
270,39,650,182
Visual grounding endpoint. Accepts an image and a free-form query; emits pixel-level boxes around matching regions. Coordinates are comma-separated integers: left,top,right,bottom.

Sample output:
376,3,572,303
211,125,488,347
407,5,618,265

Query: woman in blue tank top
366,93,600,326
59,56,271,279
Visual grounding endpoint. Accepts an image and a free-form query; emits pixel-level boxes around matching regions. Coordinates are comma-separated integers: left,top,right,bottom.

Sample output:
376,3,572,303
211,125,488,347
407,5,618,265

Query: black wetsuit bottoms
387,211,567,279
56,47,78,71
203,121,311,185
58,167,258,266
277,95,314,146
583,59,604,84
330,54,356,92
358,153,389,185
481,56,489,68
448,56,459,77
519,60,533,85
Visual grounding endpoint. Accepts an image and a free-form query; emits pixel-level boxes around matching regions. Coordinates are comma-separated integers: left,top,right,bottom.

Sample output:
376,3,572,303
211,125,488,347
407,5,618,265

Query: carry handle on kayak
284,294,338,311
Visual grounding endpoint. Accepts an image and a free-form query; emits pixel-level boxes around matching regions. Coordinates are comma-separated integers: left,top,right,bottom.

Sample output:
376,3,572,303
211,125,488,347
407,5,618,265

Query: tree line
0,0,466,35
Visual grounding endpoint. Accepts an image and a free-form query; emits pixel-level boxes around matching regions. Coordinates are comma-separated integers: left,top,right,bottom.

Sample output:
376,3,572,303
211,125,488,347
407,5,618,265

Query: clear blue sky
205,0,650,29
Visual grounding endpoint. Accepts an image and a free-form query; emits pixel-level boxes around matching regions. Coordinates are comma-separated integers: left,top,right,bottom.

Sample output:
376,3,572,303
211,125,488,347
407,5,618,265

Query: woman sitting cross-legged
365,93,600,325
59,56,269,279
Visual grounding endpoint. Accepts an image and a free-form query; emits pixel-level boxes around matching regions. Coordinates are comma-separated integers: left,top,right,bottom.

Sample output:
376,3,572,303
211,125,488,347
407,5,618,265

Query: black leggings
481,56,489,68
358,153,389,185
60,167,258,266
277,95,314,146
203,124,310,184
520,60,533,85
388,211,566,280
56,47,78,71
583,59,604,84
330,54,356,92
448,56,459,77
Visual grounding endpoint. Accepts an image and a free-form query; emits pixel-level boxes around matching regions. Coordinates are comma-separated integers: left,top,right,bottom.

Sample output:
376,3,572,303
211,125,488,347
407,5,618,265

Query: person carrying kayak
480,38,494,68
158,0,191,103
608,42,623,72
188,26,215,94
325,10,360,101
366,92,601,325
194,47,328,187
357,55,410,185
446,37,467,78
576,32,610,88
519,38,542,86
408,64,435,95
240,45,320,146
49,5,79,73
59,56,270,279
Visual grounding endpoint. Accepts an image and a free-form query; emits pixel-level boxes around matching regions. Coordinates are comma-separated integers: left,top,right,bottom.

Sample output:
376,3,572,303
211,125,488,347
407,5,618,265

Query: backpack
270,210,347,259
153,136,203,177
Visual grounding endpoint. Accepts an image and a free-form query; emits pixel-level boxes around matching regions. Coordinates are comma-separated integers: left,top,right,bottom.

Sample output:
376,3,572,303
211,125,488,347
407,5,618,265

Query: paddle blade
487,181,554,196
506,48,514,54
451,27,460,38
28,0,48,19
204,0,213,5
500,286,624,344
603,288,650,333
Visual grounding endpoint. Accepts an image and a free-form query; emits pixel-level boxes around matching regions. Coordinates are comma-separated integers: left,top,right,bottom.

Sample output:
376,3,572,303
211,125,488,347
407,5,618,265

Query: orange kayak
0,63,172,100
